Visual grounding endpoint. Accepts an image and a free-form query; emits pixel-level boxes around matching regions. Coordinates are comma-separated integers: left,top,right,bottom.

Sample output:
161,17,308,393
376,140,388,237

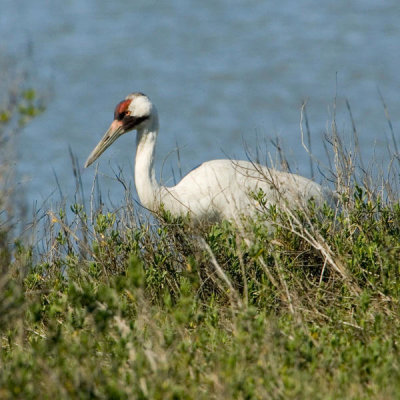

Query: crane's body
85,93,333,223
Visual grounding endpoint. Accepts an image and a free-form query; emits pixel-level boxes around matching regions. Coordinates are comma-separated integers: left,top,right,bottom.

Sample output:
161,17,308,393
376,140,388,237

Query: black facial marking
122,115,149,131
117,112,126,121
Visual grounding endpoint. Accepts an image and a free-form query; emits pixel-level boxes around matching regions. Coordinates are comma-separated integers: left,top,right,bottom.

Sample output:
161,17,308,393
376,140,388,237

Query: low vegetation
1,87,400,399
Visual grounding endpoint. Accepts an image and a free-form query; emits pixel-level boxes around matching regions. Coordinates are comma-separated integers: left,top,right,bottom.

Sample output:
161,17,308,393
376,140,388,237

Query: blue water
1,0,399,210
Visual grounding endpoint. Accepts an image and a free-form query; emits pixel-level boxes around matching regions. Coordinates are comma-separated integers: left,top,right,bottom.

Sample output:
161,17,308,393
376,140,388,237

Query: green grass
1,86,400,398
1,186,400,399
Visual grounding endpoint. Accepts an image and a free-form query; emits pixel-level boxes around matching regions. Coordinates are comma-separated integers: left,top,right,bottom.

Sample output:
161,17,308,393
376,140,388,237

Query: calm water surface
1,0,399,210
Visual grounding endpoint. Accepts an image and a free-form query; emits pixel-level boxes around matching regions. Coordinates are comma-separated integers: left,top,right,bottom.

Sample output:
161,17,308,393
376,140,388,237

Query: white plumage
85,92,333,223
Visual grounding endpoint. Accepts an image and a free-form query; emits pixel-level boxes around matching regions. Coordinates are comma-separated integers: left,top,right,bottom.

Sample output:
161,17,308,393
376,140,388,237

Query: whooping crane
85,92,333,223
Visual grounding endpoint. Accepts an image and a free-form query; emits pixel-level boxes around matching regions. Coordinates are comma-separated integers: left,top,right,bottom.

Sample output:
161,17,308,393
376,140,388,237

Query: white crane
85,92,333,223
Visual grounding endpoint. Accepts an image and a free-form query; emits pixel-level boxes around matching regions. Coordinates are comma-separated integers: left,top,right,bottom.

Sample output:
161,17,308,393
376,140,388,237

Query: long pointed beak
84,120,125,168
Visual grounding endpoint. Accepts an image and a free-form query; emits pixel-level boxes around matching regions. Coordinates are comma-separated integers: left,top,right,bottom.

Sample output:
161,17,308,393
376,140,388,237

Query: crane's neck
134,115,162,211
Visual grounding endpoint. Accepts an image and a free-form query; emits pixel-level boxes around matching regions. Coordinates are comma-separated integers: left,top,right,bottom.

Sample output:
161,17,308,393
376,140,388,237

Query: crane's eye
114,99,132,121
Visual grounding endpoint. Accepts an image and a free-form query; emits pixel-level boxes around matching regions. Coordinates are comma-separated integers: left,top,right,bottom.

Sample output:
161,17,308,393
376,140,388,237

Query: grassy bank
1,97,400,399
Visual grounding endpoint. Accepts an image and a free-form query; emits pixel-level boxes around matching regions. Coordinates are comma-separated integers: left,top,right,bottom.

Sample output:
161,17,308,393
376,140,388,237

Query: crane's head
84,92,156,168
